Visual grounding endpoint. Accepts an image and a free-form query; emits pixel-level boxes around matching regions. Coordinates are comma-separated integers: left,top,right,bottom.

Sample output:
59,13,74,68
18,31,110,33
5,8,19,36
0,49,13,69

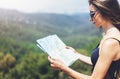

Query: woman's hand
48,56,66,70
66,46,77,53
66,46,92,65
48,46,78,71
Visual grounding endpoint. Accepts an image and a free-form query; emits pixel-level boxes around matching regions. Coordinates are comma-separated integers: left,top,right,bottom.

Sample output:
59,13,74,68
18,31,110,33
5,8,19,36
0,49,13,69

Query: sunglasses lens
90,11,97,18
90,13,95,17
90,12,95,17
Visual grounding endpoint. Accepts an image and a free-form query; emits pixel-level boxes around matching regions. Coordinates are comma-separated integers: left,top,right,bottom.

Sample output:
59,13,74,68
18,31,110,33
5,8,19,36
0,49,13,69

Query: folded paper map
36,34,79,66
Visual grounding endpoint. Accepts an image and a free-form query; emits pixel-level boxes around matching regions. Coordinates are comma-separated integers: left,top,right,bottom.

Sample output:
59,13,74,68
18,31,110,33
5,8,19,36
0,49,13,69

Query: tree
0,52,16,77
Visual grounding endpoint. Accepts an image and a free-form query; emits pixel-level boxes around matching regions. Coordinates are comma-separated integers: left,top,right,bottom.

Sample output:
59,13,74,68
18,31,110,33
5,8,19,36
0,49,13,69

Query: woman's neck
102,22,120,36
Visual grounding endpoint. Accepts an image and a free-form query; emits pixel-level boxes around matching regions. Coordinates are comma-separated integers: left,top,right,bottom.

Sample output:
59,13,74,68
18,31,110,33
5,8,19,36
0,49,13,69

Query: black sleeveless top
91,41,120,79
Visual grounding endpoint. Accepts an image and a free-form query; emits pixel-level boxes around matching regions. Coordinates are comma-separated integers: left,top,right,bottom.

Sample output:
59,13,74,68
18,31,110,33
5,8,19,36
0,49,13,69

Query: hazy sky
0,0,120,14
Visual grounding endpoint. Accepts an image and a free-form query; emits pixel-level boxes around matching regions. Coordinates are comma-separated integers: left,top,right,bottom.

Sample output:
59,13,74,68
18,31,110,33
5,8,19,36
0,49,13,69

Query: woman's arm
48,56,91,79
77,53,92,65
90,38,120,79
66,46,92,65
48,39,119,79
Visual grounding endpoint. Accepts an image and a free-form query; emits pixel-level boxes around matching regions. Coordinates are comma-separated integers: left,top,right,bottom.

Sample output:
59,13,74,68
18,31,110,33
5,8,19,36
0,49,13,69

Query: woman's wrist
60,64,69,72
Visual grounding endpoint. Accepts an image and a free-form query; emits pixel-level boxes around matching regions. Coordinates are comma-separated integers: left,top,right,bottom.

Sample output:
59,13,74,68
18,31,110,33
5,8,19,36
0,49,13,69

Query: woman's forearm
61,66,91,79
77,53,92,65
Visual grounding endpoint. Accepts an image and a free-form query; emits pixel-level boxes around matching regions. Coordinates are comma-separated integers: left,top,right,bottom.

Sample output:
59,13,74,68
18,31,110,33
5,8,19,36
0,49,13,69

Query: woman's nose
89,17,92,22
89,18,95,24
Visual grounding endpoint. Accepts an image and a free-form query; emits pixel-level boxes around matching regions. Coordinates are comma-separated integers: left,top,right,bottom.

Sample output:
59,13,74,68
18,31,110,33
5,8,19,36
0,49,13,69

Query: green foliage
0,52,16,77
0,10,103,79
2,53,60,79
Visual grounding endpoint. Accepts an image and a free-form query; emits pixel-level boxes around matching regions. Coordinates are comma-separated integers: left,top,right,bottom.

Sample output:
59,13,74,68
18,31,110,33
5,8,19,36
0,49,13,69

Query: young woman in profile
48,0,120,79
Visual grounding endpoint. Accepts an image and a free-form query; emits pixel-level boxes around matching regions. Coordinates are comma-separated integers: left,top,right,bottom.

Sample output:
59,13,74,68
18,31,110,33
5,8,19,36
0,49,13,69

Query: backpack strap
108,35,120,41
99,34,120,48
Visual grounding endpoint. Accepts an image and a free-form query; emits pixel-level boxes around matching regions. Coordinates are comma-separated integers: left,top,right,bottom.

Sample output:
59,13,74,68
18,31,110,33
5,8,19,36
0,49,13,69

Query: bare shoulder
103,38,120,47
100,38,120,60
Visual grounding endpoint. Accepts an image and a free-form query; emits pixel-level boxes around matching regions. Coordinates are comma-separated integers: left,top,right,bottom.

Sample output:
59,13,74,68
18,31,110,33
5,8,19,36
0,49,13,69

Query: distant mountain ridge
0,8,101,43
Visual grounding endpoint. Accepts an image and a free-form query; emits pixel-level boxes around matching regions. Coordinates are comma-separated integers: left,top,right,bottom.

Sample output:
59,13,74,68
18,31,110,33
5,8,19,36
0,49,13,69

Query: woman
48,0,120,79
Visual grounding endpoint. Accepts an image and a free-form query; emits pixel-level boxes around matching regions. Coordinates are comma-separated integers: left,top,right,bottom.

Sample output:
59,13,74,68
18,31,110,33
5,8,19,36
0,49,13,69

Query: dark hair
88,0,120,30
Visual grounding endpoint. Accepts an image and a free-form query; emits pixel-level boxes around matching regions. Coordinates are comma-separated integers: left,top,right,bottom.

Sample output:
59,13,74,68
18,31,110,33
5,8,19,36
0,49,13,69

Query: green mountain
0,8,102,51
0,9,101,38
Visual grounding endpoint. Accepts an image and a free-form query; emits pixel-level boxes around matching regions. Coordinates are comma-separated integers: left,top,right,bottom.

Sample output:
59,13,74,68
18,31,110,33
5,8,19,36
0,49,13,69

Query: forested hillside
0,8,102,79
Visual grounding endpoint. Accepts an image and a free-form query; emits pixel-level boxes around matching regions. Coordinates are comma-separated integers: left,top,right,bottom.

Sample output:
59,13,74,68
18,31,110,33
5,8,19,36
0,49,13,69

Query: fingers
66,46,76,53
48,56,63,70
66,46,72,49
48,56,55,67
48,56,57,65
48,56,55,64
66,46,74,50
48,56,59,69
48,56,52,61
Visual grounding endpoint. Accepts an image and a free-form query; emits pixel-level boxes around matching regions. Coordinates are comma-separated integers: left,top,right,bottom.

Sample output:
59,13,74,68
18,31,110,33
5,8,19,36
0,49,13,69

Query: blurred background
0,0,119,79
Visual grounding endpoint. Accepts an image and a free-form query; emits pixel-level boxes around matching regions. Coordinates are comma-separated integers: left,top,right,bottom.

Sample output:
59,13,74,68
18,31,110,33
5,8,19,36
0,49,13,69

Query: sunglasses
90,10,98,18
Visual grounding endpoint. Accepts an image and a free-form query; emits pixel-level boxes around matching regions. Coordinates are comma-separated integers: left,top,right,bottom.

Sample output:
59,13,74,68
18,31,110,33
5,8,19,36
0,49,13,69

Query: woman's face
89,4,105,28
